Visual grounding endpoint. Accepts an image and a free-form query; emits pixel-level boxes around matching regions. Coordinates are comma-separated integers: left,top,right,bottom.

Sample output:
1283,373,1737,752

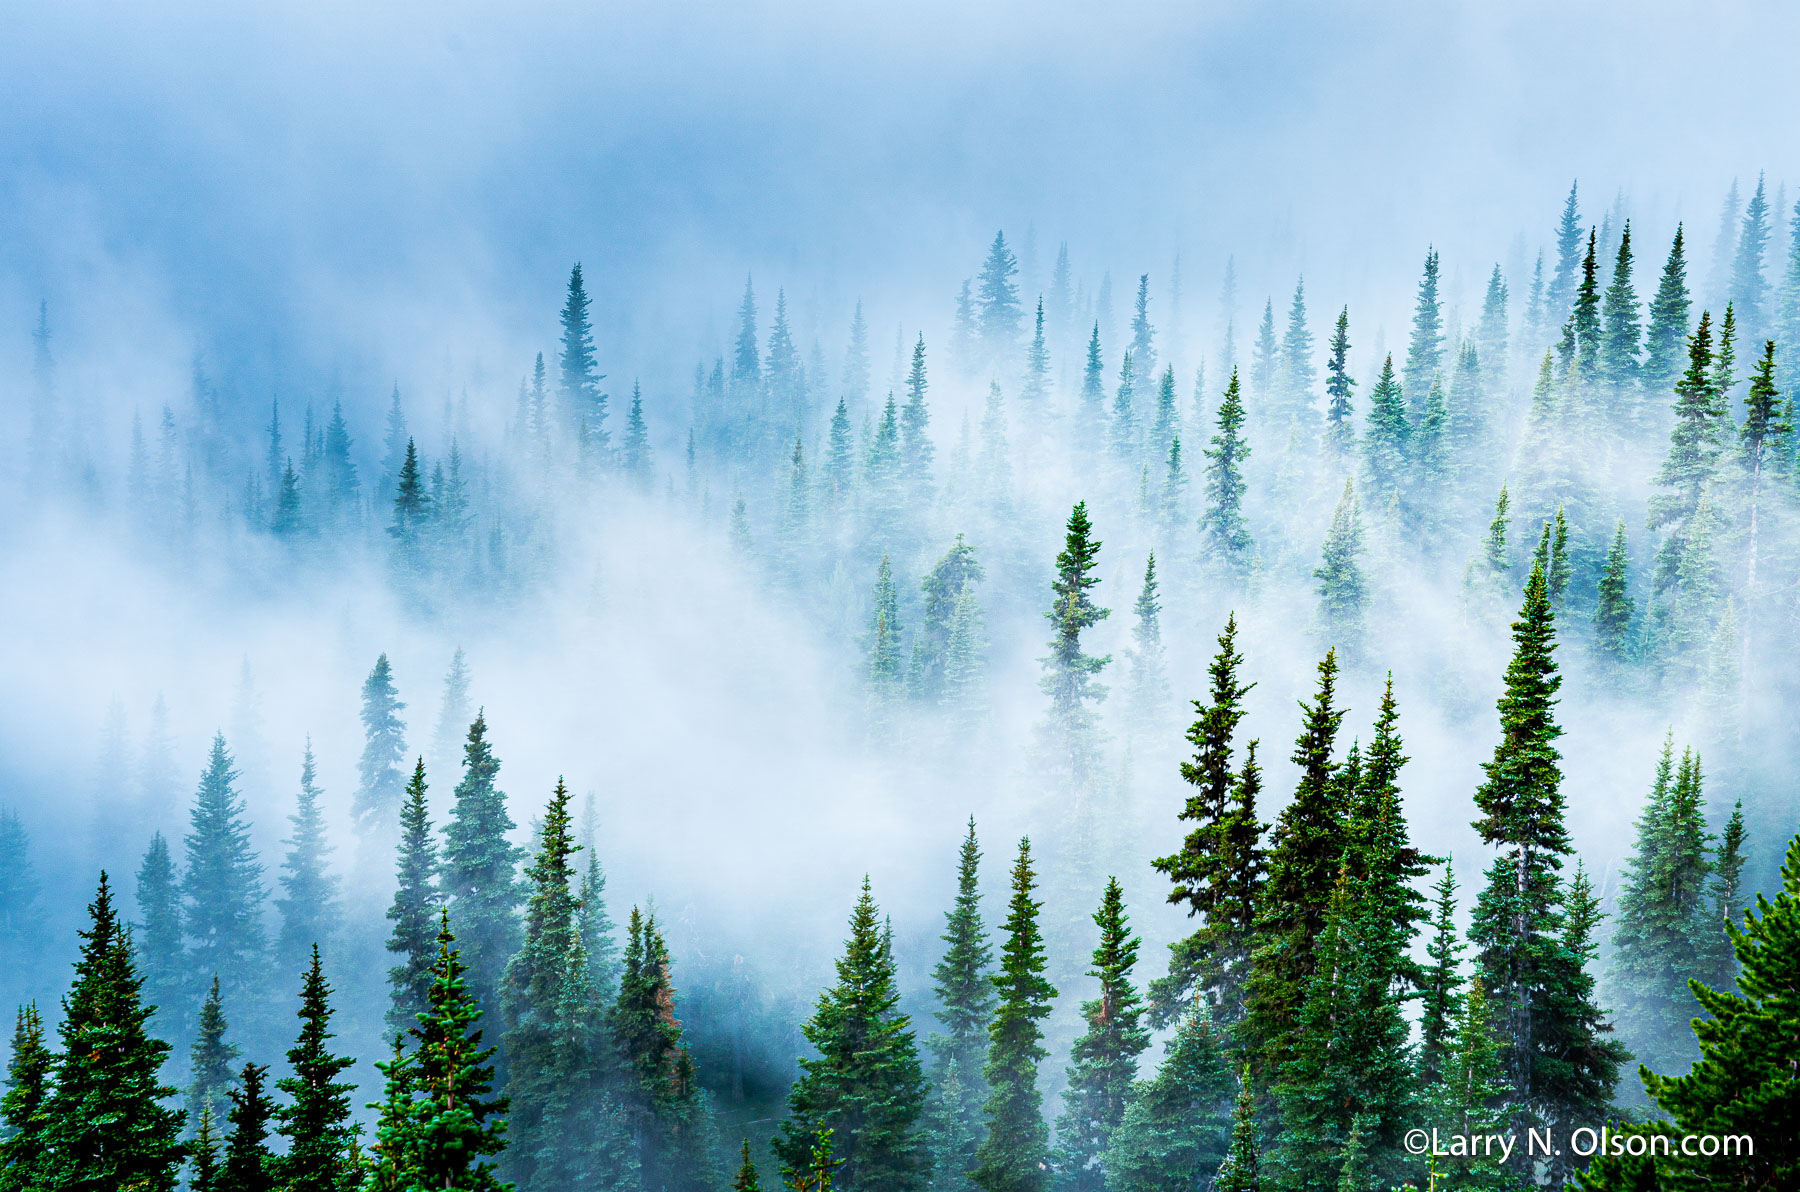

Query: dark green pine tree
353,653,408,832
1699,800,1749,991
441,710,524,1024
1037,502,1111,794
410,910,511,1191
187,975,241,1136
776,878,927,1192
1242,650,1346,1079
1538,864,1629,1186
969,839,1056,1192
1641,225,1693,405
1151,614,1264,1025
1426,975,1508,1191
1314,479,1368,662
40,874,185,1192
1403,247,1444,408
182,733,267,1005
500,779,631,1192
560,262,606,445
386,759,440,1036
1101,1000,1235,1192
1607,741,1715,1096
275,947,358,1192
1417,865,1463,1087
1599,221,1642,406
1210,1074,1260,1192
188,1109,221,1192
1123,553,1172,731
869,553,906,711
0,1004,53,1192
389,439,432,546
276,739,341,979
1577,832,1800,1191
930,816,995,1160
322,398,359,512
1570,230,1604,391
1361,354,1409,505
1201,368,1253,565
1323,308,1355,461
218,1062,276,1192
1054,878,1150,1192
134,830,185,1024
1281,277,1317,418
1592,520,1635,669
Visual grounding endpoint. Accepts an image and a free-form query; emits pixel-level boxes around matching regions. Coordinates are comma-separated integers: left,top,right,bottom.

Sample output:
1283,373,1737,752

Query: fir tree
844,301,873,411
276,739,340,978
1730,174,1772,345
940,583,988,721
133,830,184,1024
869,553,906,709
0,1004,52,1191
1148,366,1179,473
1110,352,1138,460
1211,1075,1260,1192
622,383,652,488
1129,274,1158,387
182,734,267,1004
1323,308,1355,460
40,874,185,1192
219,1062,276,1192
188,975,241,1136
1102,1001,1234,1192
389,439,431,545
1539,864,1628,1185
1021,299,1050,416
1054,878,1150,1192
1641,225,1693,402
386,759,440,1035
1599,221,1642,404
1592,520,1635,668
1202,369,1253,564
1037,503,1111,793
1404,247,1445,407
913,536,985,701
189,1107,221,1192
1699,801,1749,993
576,795,620,997
1361,355,1409,503
1549,182,1584,315
410,910,511,1190
432,649,474,768
1427,976,1508,1191
1314,479,1368,662
1124,553,1172,731
776,879,927,1192
1477,265,1510,399
1249,299,1278,408
353,654,408,832
970,839,1055,1192
1078,324,1106,448
441,711,524,1024
1418,865,1463,1088
733,276,761,387
931,817,995,1131
1571,229,1604,389
901,336,936,505
561,262,606,444
276,947,358,1192
976,233,1024,364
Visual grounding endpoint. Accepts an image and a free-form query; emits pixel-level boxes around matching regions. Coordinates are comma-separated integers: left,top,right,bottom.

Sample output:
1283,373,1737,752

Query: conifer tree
276,739,340,978
1577,833,1800,1190
1323,308,1355,460
1103,1001,1234,1192
389,439,431,546
1591,520,1636,673
188,975,241,1136
1571,230,1604,389
622,382,653,489
431,649,473,769
912,537,985,701
276,947,358,1192
1152,615,1263,1025
1124,553,1172,732
1148,366,1179,471
40,874,185,1191
1129,275,1158,387
845,301,873,412
970,839,1055,1192
976,233,1023,364
1242,650,1345,1077
869,553,906,710
182,733,267,1004
386,759,440,1035
1020,299,1049,417
1417,865,1463,1087
189,1107,221,1192
561,262,606,444
1641,225,1693,402
1054,878,1150,1192
1078,324,1106,448
1404,248,1445,407
1599,222,1642,404
940,584,988,722
1730,174,1772,345
410,911,511,1190
134,830,185,1024
353,654,408,832
1110,352,1138,459
1699,801,1748,992
441,711,523,1023
1539,864,1628,1185
777,879,927,1192
1313,479,1367,662
1037,503,1111,793
1211,1076,1260,1192
1361,354,1409,503
1158,438,1188,533
1202,369,1252,565
1477,265,1510,398
0,1004,51,1191
930,818,993,1178
576,795,620,997
1427,976,1508,1191
1549,182,1584,315
219,1062,276,1192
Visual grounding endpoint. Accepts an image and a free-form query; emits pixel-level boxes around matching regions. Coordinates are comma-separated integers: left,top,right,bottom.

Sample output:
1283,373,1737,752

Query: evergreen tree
1281,278,1316,418
1323,308,1355,461
1021,298,1050,417
1361,355,1409,503
410,910,511,1190
1124,553,1172,731
1417,865,1463,1088
970,839,1055,1192
1129,275,1158,387
218,1062,276,1192
1699,801,1749,992
442,711,524,1024
1549,182,1584,315
931,817,996,1130
1571,230,1604,389
940,583,988,721
1152,615,1263,1025
1201,369,1252,565
1242,650,1346,1078
1037,503,1111,793
1314,479,1368,662
0,1004,52,1191
182,734,267,1004
1641,225,1693,402
776,879,927,1192
1599,221,1642,404
1426,976,1508,1191
1211,1075,1260,1192
844,301,873,412
901,335,936,505
188,975,241,1136
1538,864,1629,1185
189,1107,221,1192
353,654,408,832
622,382,653,489
276,739,341,978
276,947,358,1192
733,276,761,388
1054,878,1150,1192
133,830,185,1024
1110,353,1139,460
40,874,185,1192
1404,247,1445,407
1147,366,1179,473
389,439,431,546
976,232,1023,363
1730,174,1772,345
913,536,985,701
386,759,440,1035
1577,832,1800,1190
1650,312,1726,592
1477,265,1510,399
869,553,906,709
1102,1001,1234,1192
1592,520,1635,668
1078,325,1106,448
561,262,606,444
432,649,474,769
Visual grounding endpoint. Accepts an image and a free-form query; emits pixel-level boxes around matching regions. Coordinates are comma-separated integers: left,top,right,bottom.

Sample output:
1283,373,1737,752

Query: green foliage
931,817,995,1135
218,1061,276,1192
183,733,267,1005
1102,1001,1234,1192
1202,369,1253,564
353,653,409,832
1361,355,1408,503
0,1004,52,1191
133,830,185,1023
561,262,606,443
386,759,440,1035
1641,225,1693,402
277,739,342,979
188,975,241,1137
1037,503,1111,792
1417,865,1463,1087
442,711,524,1023
1404,247,1444,407
276,948,359,1192
1323,308,1355,460
1314,480,1368,661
